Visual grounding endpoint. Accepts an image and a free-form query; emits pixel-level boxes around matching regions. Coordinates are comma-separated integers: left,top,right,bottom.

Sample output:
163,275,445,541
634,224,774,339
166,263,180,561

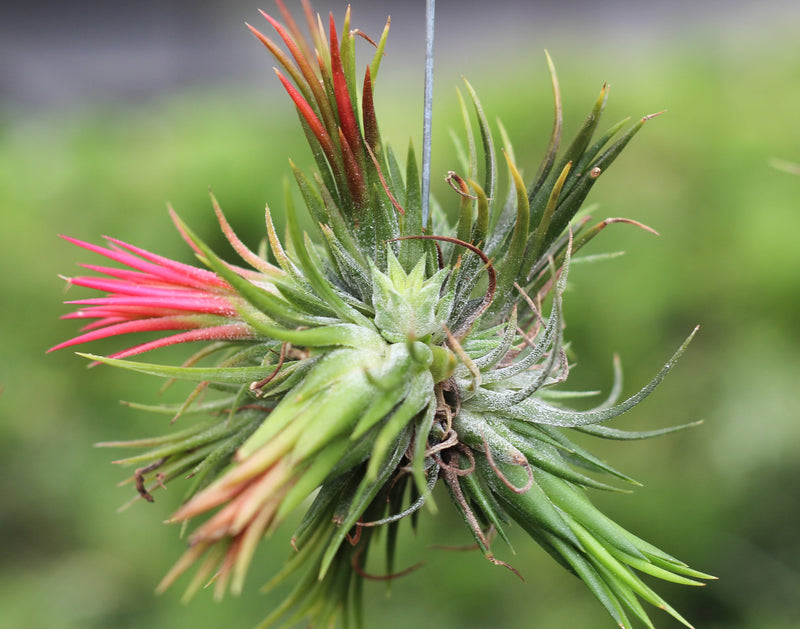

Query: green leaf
319,427,412,578
478,456,580,547
471,307,517,370
275,438,352,521
529,50,563,195
284,188,376,330
368,17,391,84
399,141,424,269
78,352,300,385
532,81,607,203
487,153,529,320
545,532,634,629
565,516,696,628
495,423,628,492
535,470,647,560
459,471,514,550
463,78,496,204
525,161,572,268
576,420,705,440
366,372,433,481
174,214,317,328
479,327,698,427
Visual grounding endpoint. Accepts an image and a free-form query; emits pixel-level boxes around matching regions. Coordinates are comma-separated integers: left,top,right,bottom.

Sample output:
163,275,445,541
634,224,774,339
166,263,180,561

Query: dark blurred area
2,1,800,628
4,0,796,110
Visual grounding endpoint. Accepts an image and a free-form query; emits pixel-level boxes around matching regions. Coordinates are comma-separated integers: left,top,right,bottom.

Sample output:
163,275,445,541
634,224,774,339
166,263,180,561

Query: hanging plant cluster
53,2,711,627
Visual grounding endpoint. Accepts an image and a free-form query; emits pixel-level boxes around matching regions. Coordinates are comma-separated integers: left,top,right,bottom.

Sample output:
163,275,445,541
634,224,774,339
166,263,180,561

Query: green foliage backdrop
2,10,799,629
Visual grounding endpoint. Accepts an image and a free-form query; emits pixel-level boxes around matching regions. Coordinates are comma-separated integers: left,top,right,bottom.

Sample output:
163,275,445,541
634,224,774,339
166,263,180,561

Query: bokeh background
3,1,800,627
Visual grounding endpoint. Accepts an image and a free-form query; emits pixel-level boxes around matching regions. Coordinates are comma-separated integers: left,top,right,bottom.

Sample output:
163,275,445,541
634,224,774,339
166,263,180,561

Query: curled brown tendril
445,171,478,199
249,341,288,393
134,457,168,502
350,539,424,581
481,430,534,495
366,142,405,216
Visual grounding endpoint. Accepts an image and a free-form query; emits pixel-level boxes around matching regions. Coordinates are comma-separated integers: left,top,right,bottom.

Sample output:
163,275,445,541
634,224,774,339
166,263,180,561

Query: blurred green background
2,2,800,628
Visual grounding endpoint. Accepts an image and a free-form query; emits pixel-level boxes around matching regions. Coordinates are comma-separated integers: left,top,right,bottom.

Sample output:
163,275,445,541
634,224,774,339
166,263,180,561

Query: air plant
52,2,712,627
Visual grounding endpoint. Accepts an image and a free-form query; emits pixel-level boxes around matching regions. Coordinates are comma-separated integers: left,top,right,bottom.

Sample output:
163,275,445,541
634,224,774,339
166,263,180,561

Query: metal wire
421,0,435,229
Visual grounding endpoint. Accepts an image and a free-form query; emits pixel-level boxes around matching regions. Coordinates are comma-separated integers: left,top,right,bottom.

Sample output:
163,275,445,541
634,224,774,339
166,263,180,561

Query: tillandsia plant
52,2,713,628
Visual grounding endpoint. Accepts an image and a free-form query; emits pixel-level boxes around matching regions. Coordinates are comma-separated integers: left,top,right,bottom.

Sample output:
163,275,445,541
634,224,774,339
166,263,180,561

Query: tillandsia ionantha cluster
52,2,713,628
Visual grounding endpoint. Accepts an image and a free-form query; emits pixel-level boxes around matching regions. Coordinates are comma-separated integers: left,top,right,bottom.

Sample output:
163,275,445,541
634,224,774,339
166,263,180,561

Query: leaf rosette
53,2,712,627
